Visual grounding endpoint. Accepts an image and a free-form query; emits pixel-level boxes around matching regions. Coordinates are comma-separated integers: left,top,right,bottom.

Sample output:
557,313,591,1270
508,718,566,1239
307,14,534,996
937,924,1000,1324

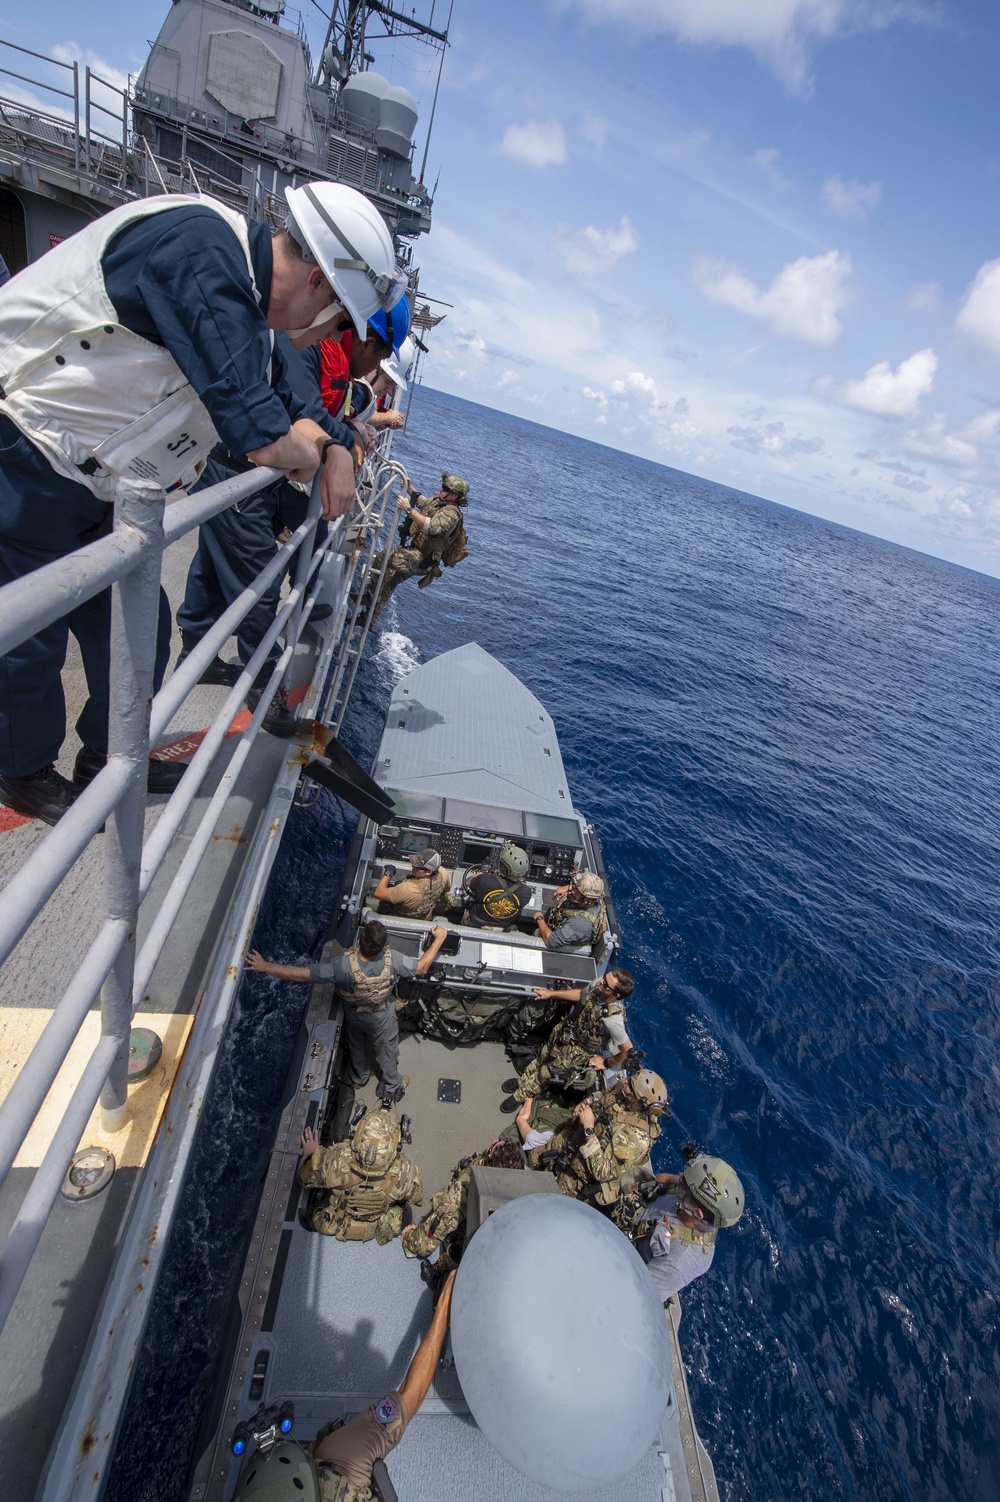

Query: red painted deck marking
2,686,312,831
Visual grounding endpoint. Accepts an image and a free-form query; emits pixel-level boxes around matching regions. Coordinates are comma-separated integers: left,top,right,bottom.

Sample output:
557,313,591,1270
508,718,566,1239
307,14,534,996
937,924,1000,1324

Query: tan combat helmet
625,1068,669,1116
441,471,470,499
351,1108,401,1176
572,870,605,901
683,1154,745,1228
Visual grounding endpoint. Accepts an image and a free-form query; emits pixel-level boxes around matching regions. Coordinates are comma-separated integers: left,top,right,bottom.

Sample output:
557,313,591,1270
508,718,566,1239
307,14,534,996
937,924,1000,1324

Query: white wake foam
376,628,421,685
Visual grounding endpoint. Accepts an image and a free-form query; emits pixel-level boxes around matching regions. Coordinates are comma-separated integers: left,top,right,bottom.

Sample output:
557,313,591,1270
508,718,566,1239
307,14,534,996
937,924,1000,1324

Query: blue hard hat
368,295,410,352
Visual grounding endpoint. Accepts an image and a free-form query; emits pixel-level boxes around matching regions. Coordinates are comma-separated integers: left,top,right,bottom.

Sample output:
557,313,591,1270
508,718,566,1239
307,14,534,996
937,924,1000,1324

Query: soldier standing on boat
361,472,470,626
535,870,608,952
500,967,635,1112
0,184,387,825
297,1108,423,1243
526,1068,669,1208
371,847,452,919
625,1153,745,1303
248,918,449,1106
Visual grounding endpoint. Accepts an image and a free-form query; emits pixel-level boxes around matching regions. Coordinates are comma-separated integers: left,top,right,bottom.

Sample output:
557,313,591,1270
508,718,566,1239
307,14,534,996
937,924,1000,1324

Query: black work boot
73,746,188,795
245,684,297,737
501,1078,519,1094
0,764,80,826
175,630,242,687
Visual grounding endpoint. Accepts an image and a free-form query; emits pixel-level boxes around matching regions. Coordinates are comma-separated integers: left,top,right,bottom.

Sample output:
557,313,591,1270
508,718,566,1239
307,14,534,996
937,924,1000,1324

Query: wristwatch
583,1126,595,1138
319,438,338,464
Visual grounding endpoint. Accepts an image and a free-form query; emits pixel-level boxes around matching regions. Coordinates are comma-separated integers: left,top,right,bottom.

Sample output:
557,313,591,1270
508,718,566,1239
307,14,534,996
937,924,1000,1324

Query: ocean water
115,386,1000,1501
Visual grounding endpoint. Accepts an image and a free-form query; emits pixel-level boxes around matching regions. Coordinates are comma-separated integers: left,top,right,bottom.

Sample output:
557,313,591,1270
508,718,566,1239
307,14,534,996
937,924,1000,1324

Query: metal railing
0,447,400,1344
0,36,129,190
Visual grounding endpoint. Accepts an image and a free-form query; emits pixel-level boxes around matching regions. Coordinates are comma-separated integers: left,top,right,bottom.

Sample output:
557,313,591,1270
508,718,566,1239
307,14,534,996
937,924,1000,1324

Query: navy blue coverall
175,335,352,680
0,208,337,779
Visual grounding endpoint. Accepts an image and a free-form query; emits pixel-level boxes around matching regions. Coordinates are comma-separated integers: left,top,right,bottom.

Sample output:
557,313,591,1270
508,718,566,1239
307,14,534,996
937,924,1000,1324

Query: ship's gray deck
377,642,576,815
0,528,333,1502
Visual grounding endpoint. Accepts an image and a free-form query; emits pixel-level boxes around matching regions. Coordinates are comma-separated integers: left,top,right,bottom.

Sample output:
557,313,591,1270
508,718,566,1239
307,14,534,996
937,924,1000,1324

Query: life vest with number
0,194,259,502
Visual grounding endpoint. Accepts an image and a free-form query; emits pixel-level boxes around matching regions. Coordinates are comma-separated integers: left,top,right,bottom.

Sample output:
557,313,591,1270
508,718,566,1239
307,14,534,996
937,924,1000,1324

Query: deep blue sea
115,385,1000,1502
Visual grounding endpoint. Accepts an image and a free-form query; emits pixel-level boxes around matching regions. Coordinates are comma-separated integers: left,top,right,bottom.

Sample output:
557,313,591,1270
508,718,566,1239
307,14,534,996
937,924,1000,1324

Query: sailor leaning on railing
0,181,408,826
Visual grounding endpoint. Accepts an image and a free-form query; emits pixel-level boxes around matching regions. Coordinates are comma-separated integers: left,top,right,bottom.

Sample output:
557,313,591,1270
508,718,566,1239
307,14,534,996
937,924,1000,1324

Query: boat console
376,789,585,886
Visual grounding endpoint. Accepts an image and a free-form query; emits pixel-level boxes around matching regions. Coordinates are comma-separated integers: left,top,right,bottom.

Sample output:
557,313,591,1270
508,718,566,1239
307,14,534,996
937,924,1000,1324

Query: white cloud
751,146,790,189
555,216,638,275
904,281,940,313
817,347,937,417
822,175,882,220
499,119,567,168
579,113,609,149
559,0,920,92
892,471,931,493
956,259,1000,358
610,370,660,400
904,409,1000,471
727,420,825,455
694,249,851,345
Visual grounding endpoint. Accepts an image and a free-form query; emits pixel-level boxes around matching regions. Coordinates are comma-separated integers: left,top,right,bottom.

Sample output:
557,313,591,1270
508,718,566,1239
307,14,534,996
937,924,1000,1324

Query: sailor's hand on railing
351,420,378,453
317,440,357,519
249,424,320,478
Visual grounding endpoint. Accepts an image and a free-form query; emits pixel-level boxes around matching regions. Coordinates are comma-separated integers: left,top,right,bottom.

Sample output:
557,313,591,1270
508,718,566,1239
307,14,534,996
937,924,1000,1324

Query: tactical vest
339,948,394,1013
547,893,608,949
0,194,257,501
659,1217,717,1252
551,983,624,1054
395,869,449,918
408,497,467,565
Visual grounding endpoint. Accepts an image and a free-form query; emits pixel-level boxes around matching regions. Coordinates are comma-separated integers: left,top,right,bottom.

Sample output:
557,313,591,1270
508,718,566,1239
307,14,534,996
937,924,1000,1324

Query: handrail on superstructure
0,446,403,1344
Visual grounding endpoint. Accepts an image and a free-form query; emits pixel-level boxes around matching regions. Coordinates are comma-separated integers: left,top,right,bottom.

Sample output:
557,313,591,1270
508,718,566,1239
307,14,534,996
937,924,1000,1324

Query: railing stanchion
99,488,165,1131
283,476,322,687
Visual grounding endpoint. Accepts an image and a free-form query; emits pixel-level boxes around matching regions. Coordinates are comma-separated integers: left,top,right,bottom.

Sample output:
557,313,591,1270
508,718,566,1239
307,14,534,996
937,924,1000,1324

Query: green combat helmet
233,1440,320,1502
499,842,530,879
683,1155,745,1228
351,1107,402,1175
441,471,470,499
626,1068,670,1116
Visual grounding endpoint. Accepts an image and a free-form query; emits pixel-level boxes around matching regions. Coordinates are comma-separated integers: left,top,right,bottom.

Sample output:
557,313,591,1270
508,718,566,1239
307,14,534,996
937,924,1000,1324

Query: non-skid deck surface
355,1034,514,1200
379,1414,668,1502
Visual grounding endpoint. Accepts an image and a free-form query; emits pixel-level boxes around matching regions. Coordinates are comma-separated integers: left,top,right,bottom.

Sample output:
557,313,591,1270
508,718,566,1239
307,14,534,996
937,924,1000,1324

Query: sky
3,0,1000,573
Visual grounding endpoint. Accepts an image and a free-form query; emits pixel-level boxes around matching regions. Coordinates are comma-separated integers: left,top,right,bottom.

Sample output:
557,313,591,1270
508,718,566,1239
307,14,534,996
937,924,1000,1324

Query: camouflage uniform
299,1112,423,1243
379,869,451,920
545,891,608,951
512,982,627,1103
526,1087,659,1207
366,496,464,625
400,1149,489,1260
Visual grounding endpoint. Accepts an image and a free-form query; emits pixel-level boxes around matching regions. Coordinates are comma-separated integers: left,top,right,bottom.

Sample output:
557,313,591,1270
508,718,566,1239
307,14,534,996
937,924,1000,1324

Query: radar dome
342,72,389,135
450,1194,672,1492
377,84,418,158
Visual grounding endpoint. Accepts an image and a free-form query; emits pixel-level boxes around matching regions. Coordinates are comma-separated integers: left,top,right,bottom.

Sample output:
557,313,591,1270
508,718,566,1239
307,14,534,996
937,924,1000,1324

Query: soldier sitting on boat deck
401,1138,524,1285
525,1068,669,1209
623,1152,745,1305
306,1270,456,1502
535,870,608,952
247,918,448,1107
464,841,533,930
297,1106,423,1242
370,847,452,920
500,967,635,1113
361,472,470,626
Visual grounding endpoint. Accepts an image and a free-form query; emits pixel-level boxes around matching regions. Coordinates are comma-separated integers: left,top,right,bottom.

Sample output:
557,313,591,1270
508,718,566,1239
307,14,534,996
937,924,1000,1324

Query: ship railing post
84,66,92,176
98,484,165,1132
282,478,322,690
71,60,80,176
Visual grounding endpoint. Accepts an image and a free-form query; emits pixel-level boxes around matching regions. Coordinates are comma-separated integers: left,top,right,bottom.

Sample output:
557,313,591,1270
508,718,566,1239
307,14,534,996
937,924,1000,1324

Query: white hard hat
284,182,405,339
380,334,415,392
